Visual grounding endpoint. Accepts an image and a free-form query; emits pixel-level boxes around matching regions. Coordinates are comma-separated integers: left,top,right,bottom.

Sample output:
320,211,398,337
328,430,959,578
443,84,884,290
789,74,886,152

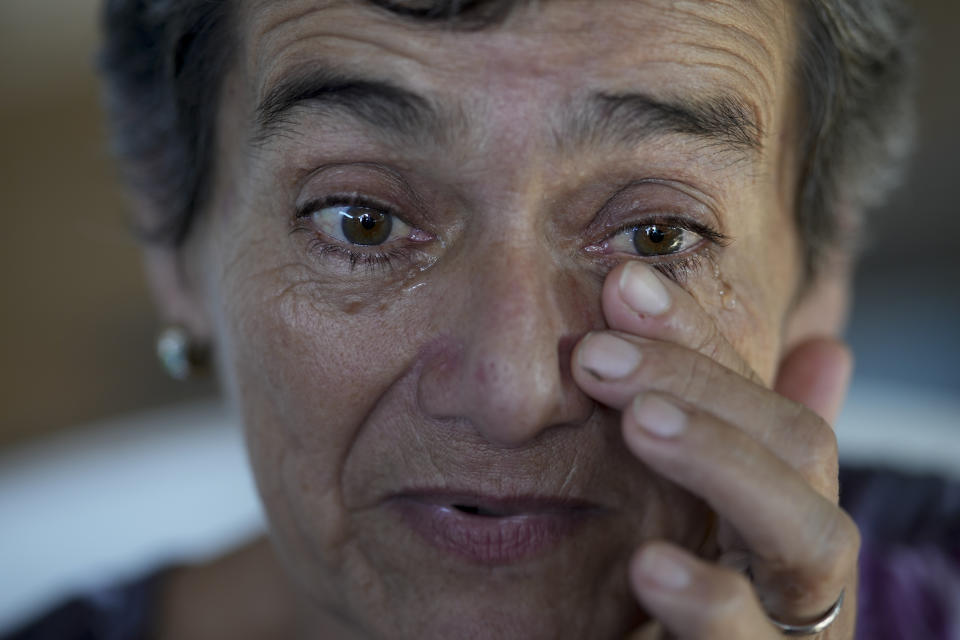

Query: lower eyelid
304,240,414,274
653,252,709,284
291,215,435,276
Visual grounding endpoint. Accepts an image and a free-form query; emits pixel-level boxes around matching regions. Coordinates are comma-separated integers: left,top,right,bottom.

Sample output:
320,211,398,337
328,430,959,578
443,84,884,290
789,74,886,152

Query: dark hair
796,0,915,274
100,0,233,245
100,0,915,277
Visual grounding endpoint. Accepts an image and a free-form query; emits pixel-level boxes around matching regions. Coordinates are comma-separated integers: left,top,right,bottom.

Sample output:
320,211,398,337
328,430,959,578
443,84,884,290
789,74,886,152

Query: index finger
601,259,765,387
572,332,840,499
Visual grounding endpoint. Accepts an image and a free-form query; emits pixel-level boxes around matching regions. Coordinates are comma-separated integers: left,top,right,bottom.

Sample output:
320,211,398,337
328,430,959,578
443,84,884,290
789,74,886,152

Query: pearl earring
156,326,207,380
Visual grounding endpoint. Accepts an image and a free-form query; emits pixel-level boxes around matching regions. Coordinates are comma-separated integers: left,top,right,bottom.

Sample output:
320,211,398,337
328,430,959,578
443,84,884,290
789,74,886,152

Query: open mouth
451,503,512,517
390,492,602,564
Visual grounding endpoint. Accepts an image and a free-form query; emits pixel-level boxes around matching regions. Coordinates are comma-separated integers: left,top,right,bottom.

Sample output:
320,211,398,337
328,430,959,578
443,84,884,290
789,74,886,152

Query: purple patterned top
841,467,960,640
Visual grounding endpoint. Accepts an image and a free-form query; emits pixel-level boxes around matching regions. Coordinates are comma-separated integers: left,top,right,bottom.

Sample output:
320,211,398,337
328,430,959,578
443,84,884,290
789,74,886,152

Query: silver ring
767,589,845,636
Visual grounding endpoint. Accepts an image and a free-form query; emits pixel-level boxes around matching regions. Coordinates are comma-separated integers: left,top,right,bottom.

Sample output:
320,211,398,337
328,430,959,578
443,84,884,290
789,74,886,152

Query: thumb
774,337,853,426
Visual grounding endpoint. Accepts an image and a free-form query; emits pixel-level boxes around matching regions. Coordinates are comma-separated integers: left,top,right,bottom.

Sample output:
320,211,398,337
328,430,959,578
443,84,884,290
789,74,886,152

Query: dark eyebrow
253,70,446,146
573,93,764,157
254,69,762,160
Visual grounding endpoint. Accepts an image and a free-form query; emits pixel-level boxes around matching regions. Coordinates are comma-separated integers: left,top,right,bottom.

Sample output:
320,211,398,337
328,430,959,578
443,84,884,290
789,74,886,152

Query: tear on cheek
706,248,737,311
682,254,763,358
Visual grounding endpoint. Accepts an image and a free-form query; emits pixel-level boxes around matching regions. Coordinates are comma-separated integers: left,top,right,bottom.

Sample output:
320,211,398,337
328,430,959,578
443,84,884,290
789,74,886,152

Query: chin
299,506,648,640
348,573,644,640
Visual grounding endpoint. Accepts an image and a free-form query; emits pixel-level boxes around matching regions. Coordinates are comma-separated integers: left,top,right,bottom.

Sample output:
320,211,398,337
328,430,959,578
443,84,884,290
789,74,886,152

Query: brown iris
341,208,393,246
632,225,684,256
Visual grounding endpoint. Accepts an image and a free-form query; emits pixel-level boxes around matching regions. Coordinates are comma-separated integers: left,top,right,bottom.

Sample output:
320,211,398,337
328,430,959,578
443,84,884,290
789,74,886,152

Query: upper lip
390,490,606,518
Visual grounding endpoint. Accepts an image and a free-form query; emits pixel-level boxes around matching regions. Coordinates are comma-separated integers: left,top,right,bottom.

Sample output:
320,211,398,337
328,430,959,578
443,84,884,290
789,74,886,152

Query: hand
571,260,859,639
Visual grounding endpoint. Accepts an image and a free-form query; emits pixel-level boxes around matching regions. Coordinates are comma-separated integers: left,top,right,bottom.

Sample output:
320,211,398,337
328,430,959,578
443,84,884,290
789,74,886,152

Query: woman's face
173,0,831,637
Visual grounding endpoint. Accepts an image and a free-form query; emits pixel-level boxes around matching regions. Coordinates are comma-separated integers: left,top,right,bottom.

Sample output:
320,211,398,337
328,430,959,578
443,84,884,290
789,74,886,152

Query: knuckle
633,341,697,396
829,510,862,570
785,405,840,496
806,508,861,586
631,331,735,410
806,418,839,463
666,347,717,408
759,506,860,610
695,570,755,636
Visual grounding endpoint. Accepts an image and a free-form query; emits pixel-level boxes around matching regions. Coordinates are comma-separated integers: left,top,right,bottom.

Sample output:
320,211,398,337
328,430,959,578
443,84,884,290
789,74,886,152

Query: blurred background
0,1,216,451
0,0,957,633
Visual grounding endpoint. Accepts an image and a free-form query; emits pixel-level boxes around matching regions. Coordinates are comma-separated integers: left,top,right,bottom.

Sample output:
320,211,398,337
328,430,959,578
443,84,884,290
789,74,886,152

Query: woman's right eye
308,204,414,247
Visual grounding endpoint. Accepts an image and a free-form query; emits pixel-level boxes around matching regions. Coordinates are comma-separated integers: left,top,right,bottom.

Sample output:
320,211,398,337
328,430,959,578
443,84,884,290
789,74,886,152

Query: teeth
453,504,502,517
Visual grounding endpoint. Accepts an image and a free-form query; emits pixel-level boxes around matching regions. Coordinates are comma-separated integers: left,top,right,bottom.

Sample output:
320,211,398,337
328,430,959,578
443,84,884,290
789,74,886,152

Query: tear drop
706,249,737,311
721,289,737,311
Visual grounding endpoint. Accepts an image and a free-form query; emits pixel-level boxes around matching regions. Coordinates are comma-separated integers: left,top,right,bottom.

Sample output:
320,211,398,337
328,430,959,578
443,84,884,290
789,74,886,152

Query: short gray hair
796,0,915,274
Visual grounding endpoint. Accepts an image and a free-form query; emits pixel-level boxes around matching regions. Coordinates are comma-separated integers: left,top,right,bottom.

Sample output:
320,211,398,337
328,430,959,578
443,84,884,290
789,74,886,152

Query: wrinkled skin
150,0,859,637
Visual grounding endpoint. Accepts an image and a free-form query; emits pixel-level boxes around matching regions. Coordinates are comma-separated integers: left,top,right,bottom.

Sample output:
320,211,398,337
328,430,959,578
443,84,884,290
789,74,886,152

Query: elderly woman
13,0,927,639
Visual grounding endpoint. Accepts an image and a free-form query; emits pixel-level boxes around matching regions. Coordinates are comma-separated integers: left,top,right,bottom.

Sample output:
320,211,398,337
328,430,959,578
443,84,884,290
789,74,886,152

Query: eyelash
292,198,728,282
605,216,730,283
292,195,421,272
652,252,707,283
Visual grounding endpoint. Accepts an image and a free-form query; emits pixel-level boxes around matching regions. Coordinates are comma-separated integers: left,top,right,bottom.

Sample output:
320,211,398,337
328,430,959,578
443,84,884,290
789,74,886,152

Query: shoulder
3,572,162,640
840,465,960,640
840,465,960,548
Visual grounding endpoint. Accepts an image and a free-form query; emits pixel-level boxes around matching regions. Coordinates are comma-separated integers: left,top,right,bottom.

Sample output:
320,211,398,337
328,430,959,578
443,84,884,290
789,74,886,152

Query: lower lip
391,498,592,565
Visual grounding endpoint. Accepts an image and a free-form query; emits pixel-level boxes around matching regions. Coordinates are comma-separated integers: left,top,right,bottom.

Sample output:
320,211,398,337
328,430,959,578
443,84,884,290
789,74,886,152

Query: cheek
212,247,428,526
713,281,782,385
721,242,801,385
210,252,437,606
679,236,800,386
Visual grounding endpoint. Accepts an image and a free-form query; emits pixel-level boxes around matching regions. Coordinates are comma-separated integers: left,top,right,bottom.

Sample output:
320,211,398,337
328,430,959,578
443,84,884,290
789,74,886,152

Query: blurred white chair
0,401,264,634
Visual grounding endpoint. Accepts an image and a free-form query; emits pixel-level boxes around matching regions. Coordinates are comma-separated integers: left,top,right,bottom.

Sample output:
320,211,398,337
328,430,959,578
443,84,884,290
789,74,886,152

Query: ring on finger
765,589,845,637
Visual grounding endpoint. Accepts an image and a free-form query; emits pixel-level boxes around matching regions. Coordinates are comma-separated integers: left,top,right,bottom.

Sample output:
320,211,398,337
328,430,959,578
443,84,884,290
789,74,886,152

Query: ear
781,258,852,352
143,245,211,342
775,258,854,424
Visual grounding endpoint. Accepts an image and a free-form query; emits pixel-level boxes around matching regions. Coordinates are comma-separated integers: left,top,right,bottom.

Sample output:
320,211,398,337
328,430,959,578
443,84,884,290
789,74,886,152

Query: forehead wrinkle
660,51,773,146
585,48,772,148
672,27,778,93
250,65,477,155
239,3,525,159
246,1,330,45
673,52,771,132
243,1,423,104
658,2,791,135
250,51,469,155
244,3,326,112
674,0,786,63
240,0,792,171
557,93,762,168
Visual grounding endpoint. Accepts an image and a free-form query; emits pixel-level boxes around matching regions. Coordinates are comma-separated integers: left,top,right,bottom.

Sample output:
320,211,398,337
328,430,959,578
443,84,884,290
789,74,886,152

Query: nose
417,237,596,447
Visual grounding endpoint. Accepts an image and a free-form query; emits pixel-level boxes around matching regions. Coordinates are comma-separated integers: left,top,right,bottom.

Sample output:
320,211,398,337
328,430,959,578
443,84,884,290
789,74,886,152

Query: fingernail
631,394,687,438
578,333,641,380
635,547,691,590
620,261,671,316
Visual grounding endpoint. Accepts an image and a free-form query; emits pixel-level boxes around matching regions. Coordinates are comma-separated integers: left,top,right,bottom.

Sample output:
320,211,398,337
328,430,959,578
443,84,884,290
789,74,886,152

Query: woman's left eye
608,224,703,257
309,204,414,246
